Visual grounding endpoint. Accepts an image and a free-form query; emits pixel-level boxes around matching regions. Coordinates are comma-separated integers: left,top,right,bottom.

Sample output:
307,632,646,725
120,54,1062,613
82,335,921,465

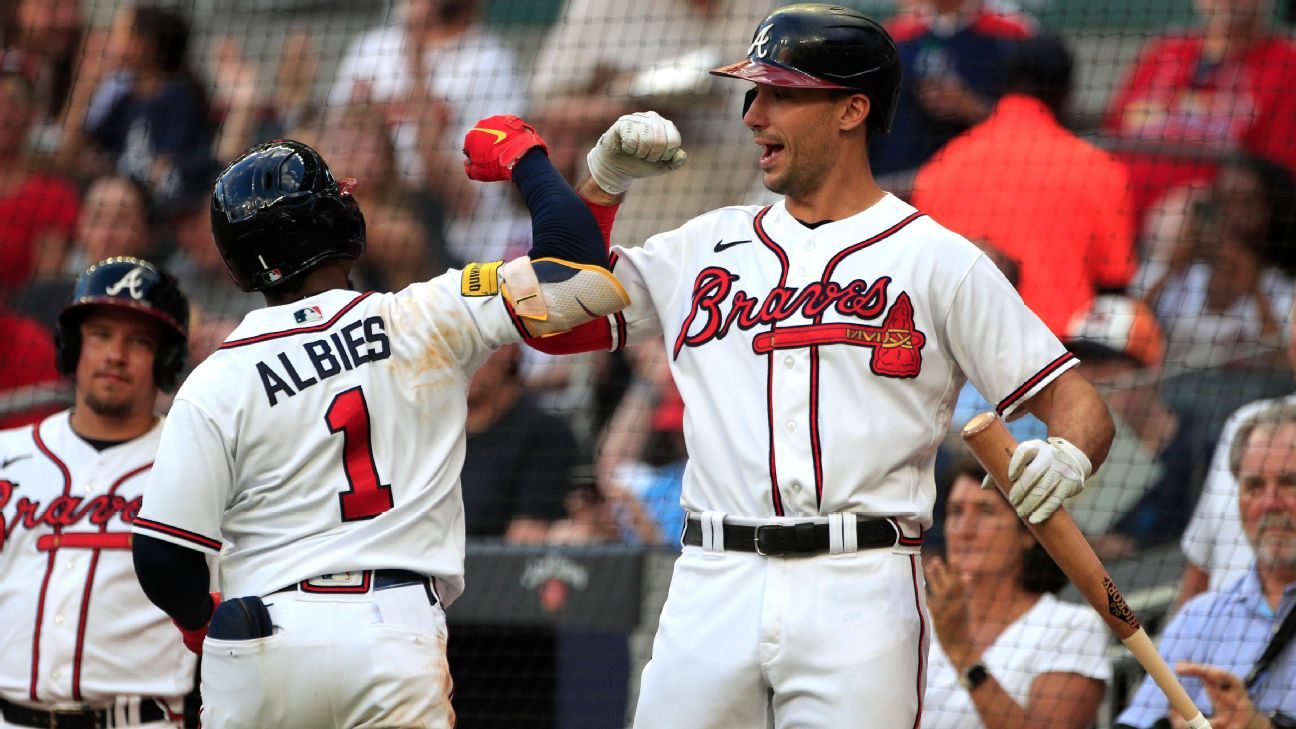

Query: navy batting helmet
56,257,190,393
710,3,902,136
211,139,365,292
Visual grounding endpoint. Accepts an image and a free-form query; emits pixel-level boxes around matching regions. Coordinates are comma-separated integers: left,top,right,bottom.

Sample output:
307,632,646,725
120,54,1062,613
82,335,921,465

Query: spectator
315,104,452,281
912,35,1136,335
1115,400,1296,729
871,0,1036,181
462,344,578,544
13,175,154,331
0,0,83,152
1135,154,1296,371
328,0,529,263
1062,294,1213,558
157,185,256,369
0,305,63,429
0,71,79,291
924,460,1110,729
1102,0,1296,223
59,4,213,213
594,341,689,547
528,0,770,247
208,28,319,163
544,479,663,542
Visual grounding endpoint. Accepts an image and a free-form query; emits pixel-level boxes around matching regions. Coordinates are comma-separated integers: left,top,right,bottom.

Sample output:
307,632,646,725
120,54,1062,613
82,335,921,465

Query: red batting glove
173,591,220,654
462,115,549,182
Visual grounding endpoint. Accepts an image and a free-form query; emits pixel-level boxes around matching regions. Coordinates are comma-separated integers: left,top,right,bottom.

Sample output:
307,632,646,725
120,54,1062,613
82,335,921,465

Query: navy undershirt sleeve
512,149,607,268
133,533,214,629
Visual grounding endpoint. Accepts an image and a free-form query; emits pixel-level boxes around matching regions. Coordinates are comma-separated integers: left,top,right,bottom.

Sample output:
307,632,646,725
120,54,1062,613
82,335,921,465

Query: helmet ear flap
54,324,79,378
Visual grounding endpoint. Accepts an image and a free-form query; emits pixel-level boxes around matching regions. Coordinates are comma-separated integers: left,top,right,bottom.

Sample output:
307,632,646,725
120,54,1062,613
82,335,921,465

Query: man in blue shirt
1116,401,1296,729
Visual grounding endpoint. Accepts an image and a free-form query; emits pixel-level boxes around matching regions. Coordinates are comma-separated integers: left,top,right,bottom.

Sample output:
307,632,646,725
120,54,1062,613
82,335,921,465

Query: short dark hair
946,456,1069,595
132,5,190,75
1003,35,1073,114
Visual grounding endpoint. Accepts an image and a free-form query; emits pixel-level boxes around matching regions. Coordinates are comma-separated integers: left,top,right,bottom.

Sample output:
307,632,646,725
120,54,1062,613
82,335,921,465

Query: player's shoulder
633,203,769,250
904,202,985,257
0,419,38,452
0,410,70,455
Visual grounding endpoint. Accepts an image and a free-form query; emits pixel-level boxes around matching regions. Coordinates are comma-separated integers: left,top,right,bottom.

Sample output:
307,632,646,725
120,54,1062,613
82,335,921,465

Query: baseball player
529,5,1116,727
128,122,655,729
0,257,196,729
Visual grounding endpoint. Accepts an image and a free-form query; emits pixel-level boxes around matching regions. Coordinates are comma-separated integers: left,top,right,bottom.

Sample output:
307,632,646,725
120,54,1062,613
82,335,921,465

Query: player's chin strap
495,256,630,337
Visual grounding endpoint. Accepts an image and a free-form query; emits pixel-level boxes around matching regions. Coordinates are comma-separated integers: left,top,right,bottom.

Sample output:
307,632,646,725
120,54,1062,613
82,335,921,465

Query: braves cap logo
104,266,148,299
748,23,773,58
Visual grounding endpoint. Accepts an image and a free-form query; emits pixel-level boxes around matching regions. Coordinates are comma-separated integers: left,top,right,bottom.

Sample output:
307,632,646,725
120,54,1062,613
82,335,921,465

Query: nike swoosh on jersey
713,239,752,252
469,127,508,144
1,454,32,468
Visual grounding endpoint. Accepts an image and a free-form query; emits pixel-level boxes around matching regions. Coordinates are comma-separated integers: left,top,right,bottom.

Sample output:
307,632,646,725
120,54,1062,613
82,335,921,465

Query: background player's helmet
56,257,190,393
211,139,366,292
710,3,902,136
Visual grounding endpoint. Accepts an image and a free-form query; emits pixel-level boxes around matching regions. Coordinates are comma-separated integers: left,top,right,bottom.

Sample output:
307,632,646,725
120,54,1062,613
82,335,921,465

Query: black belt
682,517,910,556
271,569,435,603
0,697,169,729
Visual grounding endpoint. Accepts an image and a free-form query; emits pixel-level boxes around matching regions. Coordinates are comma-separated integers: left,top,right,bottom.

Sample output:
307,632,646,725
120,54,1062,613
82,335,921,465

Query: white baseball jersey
607,194,1076,534
133,271,522,605
0,411,196,708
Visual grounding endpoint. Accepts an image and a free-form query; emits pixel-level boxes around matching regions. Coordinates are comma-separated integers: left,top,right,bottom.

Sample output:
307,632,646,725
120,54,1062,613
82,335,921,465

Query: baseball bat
961,412,1211,729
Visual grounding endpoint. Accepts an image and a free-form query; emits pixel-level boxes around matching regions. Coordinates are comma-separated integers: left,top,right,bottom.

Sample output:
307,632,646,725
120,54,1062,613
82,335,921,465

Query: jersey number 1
326,386,394,521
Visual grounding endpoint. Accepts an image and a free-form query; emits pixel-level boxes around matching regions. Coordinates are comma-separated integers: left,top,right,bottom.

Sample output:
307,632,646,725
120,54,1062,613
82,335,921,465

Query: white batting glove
586,111,688,195
1002,437,1092,524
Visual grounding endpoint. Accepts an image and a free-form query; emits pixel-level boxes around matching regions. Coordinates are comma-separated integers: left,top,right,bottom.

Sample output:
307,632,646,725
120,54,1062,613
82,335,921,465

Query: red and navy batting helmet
56,257,190,392
710,3,902,136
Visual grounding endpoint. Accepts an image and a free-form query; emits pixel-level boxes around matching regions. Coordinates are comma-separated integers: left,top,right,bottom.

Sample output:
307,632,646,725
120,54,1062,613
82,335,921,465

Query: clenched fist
463,114,549,182
587,111,688,195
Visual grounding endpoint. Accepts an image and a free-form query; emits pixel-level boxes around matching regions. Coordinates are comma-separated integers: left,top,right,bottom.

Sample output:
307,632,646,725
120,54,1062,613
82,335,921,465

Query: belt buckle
752,524,783,557
48,706,98,729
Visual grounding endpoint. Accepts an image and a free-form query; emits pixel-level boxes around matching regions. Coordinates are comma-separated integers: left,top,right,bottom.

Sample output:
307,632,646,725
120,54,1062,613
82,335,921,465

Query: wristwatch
957,661,990,691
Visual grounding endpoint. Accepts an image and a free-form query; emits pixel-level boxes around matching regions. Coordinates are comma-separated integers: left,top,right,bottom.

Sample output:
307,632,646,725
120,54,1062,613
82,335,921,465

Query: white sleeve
607,237,678,350
388,270,522,367
1181,422,1239,568
132,400,233,554
943,254,1078,418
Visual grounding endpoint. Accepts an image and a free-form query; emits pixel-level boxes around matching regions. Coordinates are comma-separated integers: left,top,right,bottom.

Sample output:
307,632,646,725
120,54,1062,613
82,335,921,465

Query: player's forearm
132,533,213,629
1025,369,1115,470
513,150,606,267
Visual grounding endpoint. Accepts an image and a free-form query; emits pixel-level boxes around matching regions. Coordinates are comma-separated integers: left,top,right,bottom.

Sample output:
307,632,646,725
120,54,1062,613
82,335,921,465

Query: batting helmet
710,3,902,136
56,257,190,393
211,139,365,292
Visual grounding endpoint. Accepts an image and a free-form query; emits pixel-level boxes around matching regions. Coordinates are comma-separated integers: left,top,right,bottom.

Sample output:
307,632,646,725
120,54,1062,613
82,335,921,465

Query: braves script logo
748,23,773,58
104,266,147,299
1102,576,1141,631
674,267,925,378
0,479,140,552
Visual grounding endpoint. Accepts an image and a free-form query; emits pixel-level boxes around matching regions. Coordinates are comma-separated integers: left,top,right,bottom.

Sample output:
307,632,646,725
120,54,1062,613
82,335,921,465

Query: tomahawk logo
748,24,773,58
105,266,147,299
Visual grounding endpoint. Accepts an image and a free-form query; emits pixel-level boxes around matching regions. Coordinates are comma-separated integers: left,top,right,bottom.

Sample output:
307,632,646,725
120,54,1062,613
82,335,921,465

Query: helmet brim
709,59,853,90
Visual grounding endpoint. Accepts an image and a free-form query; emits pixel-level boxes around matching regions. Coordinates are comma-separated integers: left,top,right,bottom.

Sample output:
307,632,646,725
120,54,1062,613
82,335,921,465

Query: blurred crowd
1,0,1295,724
